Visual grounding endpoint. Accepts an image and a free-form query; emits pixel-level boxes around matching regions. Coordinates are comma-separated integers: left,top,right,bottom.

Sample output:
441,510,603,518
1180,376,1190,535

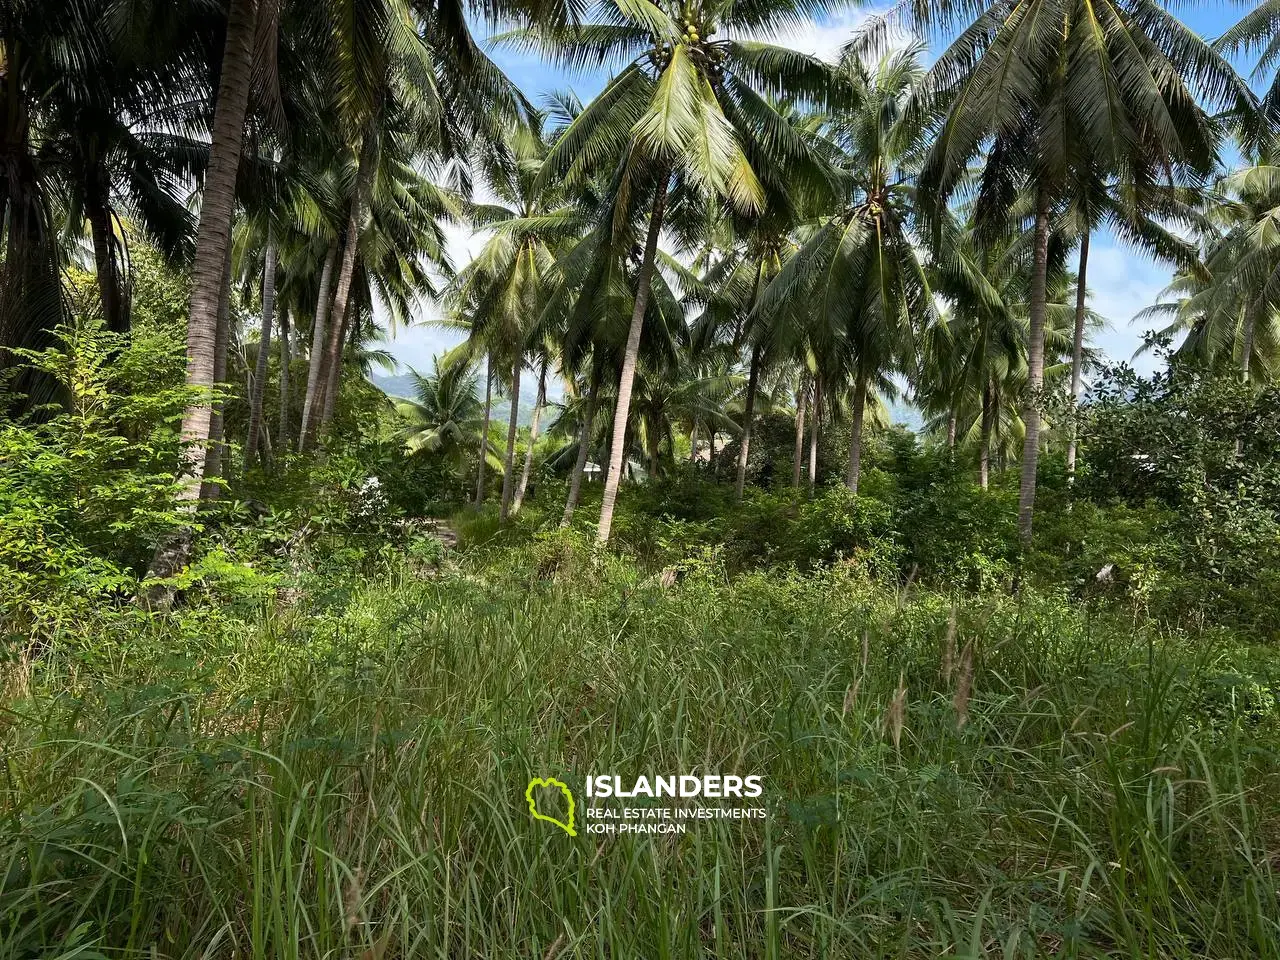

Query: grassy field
3,537,1279,958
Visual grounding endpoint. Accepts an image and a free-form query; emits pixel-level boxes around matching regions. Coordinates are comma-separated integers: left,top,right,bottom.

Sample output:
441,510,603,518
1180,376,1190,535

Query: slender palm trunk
318,132,378,437
597,172,669,545
1241,297,1260,381
245,231,277,464
946,412,957,453
792,378,807,488
980,378,993,491
145,0,258,597
278,309,291,444
87,187,126,333
808,375,820,497
845,367,869,494
513,361,545,515
689,423,699,465
476,355,492,507
500,358,523,522
169,0,257,501
1017,192,1052,544
1066,231,1089,475
562,380,597,526
318,293,350,430
201,241,234,501
735,342,761,500
298,243,338,449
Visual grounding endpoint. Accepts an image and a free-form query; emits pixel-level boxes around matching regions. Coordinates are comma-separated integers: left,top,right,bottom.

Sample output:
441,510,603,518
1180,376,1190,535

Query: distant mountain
370,370,539,427
371,371,925,433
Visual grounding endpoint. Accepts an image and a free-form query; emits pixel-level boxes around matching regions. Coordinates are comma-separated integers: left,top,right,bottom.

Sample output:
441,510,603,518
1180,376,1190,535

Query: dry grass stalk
942,605,957,686
886,672,907,749
344,867,366,932
954,640,975,729
842,676,861,717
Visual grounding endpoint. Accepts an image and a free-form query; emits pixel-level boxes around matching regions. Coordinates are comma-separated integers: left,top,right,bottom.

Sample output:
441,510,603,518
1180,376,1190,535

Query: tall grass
2,542,1278,957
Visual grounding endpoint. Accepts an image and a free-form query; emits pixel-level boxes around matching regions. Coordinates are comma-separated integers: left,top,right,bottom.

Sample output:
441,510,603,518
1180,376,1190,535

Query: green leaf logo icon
526,777,577,836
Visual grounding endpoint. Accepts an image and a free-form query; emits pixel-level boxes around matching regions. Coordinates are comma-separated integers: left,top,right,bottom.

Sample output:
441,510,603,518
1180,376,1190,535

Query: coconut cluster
650,9,725,78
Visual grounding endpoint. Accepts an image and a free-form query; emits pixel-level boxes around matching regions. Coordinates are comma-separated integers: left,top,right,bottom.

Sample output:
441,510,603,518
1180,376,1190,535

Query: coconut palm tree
761,45,935,495
445,117,585,521
394,359,487,477
870,0,1253,542
509,0,851,542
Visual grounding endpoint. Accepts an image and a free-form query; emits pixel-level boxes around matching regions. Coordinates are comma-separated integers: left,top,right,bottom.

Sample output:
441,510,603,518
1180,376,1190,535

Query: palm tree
762,46,935,495
875,0,1252,542
445,118,583,520
513,0,850,542
145,0,260,593
394,360,487,477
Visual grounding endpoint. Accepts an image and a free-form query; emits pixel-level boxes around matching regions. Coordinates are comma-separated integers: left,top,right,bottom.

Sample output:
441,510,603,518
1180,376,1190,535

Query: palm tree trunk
946,412,957,452
318,293,351,430
1017,192,1052,544
278,309,291,444
201,241,234,501
169,0,257,501
562,379,597,526
298,242,338,449
476,354,492,507
1241,297,1260,381
513,361,545,515
1066,230,1089,476
845,367,868,494
145,0,258,599
597,171,669,545
734,342,762,501
792,377,807,488
86,187,126,333
980,378,993,491
689,423,699,465
808,375,820,497
317,132,379,437
245,230,277,464
500,358,523,522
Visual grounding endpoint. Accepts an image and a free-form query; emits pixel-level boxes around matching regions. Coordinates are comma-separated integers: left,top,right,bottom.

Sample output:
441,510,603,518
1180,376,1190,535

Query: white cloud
1084,234,1172,376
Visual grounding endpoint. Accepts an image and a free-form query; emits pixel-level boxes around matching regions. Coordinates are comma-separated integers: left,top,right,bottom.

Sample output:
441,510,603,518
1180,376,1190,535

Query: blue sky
384,2,1254,382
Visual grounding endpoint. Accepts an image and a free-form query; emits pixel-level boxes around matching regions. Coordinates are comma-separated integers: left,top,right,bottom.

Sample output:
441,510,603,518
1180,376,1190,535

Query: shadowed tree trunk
476,355,492,507
278,309,291,443
562,371,599,525
946,412,957,452
980,378,993,491
298,242,337,449
317,131,379,437
845,367,868,494
318,294,351,430
86,183,127,333
1066,230,1089,475
200,241,233,501
735,342,761,501
597,172,669,544
500,357,523,522
792,377,807,488
245,230,277,464
513,361,545,515
688,423,699,464
1017,192,1052,544
145,0,259,597
808,375,820,497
